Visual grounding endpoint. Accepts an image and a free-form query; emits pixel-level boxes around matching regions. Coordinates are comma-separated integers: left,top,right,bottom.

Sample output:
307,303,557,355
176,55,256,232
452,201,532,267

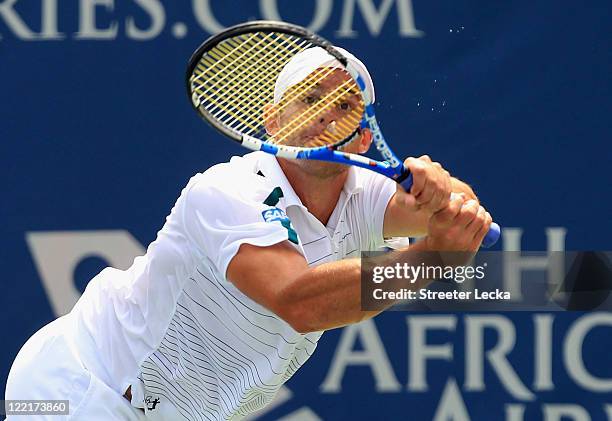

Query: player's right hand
424,194,492,252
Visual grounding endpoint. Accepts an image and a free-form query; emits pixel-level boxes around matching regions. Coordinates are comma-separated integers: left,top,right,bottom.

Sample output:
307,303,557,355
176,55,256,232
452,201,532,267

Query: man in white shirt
5,47,491,420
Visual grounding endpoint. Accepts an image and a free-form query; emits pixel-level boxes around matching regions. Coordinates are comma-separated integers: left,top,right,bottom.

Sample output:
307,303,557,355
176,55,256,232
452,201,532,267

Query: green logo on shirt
262,187,299,244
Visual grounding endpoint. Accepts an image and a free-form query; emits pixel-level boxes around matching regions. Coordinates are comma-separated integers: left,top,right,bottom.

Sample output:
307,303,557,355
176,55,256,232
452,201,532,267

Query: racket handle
398,172,414,192
482,222,501,248
397,171,501,248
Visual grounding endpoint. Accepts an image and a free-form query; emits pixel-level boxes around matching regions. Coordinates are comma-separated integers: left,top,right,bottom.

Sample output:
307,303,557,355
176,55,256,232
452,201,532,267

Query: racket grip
397,173,500,248
398,172,414,192
482,222,500,248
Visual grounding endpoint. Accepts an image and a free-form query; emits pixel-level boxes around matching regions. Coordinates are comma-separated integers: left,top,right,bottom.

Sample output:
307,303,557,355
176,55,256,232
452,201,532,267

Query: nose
316,105,341,127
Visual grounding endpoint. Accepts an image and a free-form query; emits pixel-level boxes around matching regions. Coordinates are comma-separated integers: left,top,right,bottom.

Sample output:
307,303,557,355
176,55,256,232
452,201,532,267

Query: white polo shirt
69,151,397,420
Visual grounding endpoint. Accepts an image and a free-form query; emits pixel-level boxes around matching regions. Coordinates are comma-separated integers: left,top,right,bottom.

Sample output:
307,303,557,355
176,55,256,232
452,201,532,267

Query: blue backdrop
1,1,611,419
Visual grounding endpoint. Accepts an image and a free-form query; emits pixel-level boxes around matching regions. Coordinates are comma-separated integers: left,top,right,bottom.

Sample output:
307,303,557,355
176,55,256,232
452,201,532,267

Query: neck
277,159,348,226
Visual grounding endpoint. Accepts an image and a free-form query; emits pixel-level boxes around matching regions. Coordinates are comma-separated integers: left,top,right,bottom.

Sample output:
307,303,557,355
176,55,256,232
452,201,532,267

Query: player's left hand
398,155,452,213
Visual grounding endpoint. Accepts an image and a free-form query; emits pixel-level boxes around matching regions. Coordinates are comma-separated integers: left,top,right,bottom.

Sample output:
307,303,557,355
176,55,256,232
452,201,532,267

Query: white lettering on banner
0,0,37,39
25,230,145,316
564,313,612,392
534,314,554,391
0,0,422,41
192,0,226,34
432,378,471,421
0,0,64,40
76,0,118,40
259,0,332,33
407,316,456,391
604,405,612,420
320,319,401,392
465,315,535,400
318,313,611,410
41,0,64,39
543,404,591,421
337,0,423,38
505,404,526,421
126,0,165,40
502,228,567,300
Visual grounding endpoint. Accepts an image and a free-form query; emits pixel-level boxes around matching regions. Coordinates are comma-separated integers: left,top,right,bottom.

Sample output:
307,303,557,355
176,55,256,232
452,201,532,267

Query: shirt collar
252,151,365,208
343,161,364,196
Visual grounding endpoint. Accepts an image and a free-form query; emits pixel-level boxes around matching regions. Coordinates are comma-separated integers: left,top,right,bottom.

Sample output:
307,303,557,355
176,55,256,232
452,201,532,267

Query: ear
357,128,373,153
263,103,280,135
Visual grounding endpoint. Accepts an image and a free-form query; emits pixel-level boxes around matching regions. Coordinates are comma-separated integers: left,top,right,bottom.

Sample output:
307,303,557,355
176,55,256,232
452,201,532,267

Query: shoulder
350,166,396,196
185,152,277,206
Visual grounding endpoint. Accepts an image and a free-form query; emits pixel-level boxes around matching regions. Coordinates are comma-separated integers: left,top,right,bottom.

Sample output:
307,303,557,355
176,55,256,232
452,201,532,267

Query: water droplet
449,29,453,33
172,22,188,39
417,102,420,107
442,100,446,107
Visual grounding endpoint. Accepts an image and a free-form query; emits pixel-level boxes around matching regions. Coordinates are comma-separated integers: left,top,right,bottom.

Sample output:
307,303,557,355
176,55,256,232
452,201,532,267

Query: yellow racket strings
196,34,308,127
192,32,308,136
273,77,363,145
191,31,363,146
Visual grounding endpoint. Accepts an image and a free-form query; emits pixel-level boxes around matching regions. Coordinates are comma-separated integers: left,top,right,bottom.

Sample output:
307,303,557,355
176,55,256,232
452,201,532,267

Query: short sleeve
356,170,397,249
180,175,293,277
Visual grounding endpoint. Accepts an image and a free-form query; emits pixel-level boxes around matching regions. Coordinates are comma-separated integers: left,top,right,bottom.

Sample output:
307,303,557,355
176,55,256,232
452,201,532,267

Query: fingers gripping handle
396,168,501,248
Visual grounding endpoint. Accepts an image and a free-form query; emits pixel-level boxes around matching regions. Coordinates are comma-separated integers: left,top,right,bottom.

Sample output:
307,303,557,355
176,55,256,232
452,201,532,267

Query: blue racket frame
188,20,500,248
242,71,500,248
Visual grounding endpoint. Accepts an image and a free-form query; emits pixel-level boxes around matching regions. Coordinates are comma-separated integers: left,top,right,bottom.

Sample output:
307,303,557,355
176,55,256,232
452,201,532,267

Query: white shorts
4,314,147,421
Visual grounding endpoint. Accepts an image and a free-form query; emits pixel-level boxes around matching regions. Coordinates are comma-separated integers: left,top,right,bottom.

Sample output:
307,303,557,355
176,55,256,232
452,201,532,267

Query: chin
300,160,347,178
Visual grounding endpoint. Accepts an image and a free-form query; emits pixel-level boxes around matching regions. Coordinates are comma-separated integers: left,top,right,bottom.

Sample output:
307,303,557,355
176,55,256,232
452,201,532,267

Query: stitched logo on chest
261,207,299,245
262,207,289,223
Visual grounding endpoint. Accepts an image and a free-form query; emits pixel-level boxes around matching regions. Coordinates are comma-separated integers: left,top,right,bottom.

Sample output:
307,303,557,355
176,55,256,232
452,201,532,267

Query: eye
303,95,318,105
339,102,351,111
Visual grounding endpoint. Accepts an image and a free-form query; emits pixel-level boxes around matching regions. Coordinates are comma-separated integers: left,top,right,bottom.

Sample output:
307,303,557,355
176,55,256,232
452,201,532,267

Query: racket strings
190,30,364,147
269,66,337,116
200,33,304,113
192,35,285,132
260,67,361,145
192,32,311,137
273,77,363,145
192,31,272,89
214,62,341,141
192,33,286,131
205,35,309,133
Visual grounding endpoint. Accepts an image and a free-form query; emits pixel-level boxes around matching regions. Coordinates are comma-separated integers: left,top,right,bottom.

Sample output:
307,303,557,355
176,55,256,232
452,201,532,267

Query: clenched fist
425,194,493,251
397,155,451,213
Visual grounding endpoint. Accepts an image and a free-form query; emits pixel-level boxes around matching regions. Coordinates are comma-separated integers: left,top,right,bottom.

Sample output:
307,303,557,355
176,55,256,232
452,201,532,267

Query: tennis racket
186,20,500,248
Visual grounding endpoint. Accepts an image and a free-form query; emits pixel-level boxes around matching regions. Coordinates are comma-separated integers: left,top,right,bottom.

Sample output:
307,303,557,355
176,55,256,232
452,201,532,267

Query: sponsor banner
0,0,424,42
1,1,611,419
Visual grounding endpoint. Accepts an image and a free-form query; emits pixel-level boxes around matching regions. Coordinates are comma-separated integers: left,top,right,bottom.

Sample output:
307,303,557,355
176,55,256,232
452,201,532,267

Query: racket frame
185,20,500,248
185,20,408,182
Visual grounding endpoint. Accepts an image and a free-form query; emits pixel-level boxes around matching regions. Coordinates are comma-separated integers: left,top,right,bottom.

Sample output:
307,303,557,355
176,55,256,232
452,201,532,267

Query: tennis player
5,47,491,420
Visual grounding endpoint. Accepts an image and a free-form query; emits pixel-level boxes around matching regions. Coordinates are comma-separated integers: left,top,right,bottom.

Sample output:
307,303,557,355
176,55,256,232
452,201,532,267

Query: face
265,68,371,178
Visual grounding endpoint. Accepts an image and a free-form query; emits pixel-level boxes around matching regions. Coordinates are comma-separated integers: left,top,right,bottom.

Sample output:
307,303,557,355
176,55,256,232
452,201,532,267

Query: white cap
273,46,375,104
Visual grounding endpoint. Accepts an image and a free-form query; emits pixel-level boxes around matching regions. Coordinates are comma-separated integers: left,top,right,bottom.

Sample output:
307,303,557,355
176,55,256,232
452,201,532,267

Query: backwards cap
273,46,375,104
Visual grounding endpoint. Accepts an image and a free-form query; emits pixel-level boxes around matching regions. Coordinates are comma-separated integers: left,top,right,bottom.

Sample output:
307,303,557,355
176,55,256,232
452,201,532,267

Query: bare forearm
383,177,477,238
230,192,487,334
278,241,433,332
